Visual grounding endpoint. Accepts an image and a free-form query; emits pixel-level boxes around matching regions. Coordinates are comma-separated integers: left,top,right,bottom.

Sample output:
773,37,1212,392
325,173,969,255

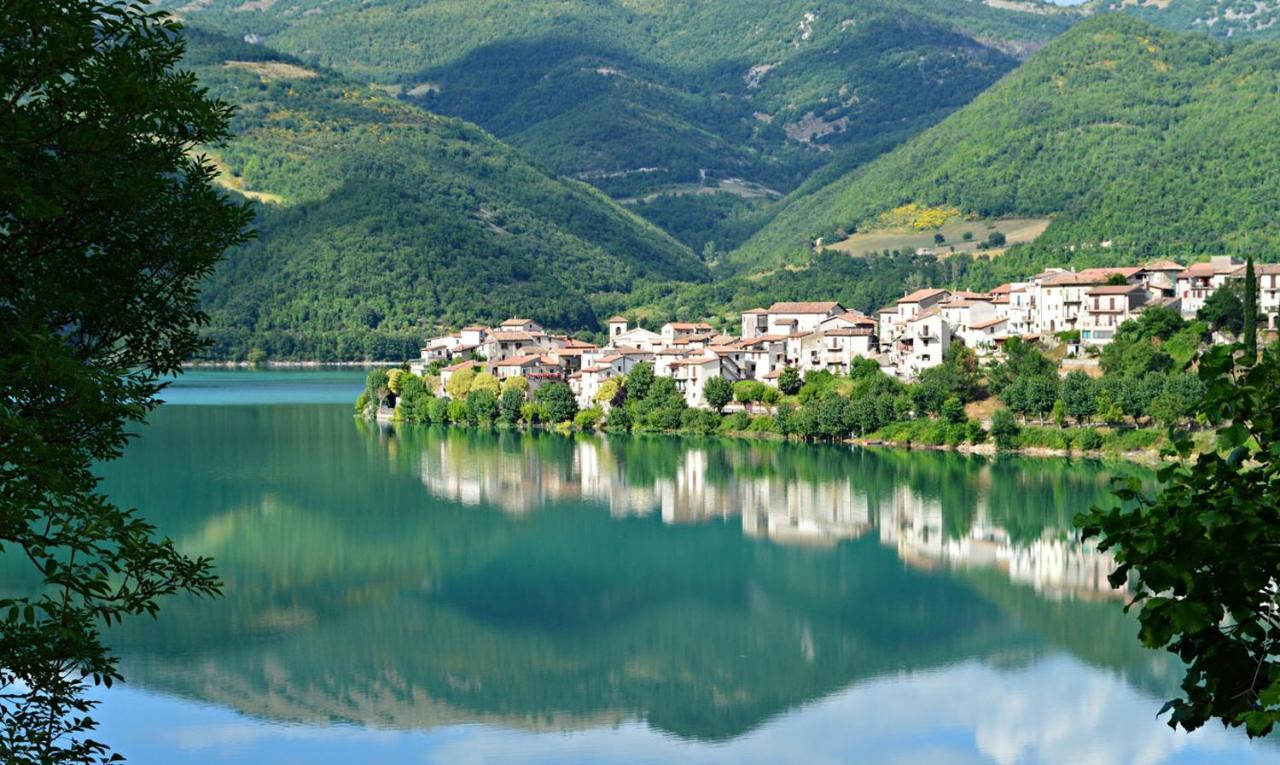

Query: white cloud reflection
98,654,1280,765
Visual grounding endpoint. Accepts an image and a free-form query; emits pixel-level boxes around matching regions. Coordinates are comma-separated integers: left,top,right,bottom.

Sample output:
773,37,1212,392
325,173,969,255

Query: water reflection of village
410,431,1125,602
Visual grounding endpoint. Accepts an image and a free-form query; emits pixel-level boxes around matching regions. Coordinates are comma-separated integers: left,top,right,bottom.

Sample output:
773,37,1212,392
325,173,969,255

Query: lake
88,370,1279,764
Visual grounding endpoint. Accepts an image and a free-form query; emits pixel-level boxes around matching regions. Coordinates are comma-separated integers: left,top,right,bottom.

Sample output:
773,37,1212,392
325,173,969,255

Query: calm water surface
87,370,1280,764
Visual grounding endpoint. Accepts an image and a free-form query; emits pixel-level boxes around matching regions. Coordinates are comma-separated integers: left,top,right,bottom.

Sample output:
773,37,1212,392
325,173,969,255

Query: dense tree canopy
0,2,250,761
1080,342,1280,736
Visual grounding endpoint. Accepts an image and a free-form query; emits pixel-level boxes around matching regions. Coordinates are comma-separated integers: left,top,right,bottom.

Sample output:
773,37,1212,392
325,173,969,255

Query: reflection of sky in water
97,656,1277,765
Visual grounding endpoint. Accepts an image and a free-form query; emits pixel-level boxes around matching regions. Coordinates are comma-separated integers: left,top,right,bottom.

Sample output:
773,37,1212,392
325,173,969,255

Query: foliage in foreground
1080,342,1280,736
0,1,251,762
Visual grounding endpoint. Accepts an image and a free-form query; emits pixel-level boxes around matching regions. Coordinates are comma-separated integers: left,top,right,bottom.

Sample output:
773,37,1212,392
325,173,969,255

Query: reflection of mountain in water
98,407,1166,742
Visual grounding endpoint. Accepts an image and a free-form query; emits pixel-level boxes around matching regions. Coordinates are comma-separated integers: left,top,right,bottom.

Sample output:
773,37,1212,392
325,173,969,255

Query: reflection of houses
410,435,1128,599
880,483,1125,601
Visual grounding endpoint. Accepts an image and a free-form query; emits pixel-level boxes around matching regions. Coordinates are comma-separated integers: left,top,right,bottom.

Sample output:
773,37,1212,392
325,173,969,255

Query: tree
703,376,733,413
445,365,477,400
733,380,764,409
501,375,529,397
941,397,967,424
396,374,432,423
534,381,578,423
1079,343,1280,737
470,371,500,397
1198,283,1245,337
933,232,945,245
1244,257,1258,358
990,409,1020,449
1003,374,1058,423
386,368,406,395
364,368,391,411
987,231,1006,247
778,366,802,395
0,2,252,761
626,362,655,401
1060,370,1098,423
465,389,499,425
987,337,1053,393
499,386,524,424
594,378,623,408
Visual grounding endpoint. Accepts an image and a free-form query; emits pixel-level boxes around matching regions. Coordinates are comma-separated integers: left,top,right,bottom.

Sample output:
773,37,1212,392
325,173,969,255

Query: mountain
183,31,706,360
1090,0,1280,39
733,14,1280,271
166,0,1075,248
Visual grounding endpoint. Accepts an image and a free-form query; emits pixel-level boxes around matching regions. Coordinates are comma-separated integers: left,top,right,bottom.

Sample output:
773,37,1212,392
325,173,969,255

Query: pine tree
1244,256,1258,359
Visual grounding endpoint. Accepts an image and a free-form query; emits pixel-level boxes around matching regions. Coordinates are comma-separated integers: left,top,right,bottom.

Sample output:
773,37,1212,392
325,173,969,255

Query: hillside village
408,256,1279,411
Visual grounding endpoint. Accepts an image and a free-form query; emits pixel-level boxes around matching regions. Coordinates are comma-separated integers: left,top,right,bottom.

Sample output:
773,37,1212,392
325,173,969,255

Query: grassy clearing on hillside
824,217,1050,256
224,60,319,80
622,180,782,204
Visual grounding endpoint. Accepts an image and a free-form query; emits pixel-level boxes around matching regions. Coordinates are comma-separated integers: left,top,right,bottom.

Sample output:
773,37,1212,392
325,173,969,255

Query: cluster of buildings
409,256,1280,410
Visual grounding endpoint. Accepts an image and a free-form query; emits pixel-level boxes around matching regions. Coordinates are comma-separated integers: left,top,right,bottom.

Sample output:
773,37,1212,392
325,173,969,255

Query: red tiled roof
969,316,1009,330
497,354,545,367
443,360,482,373
488,331,538,342
900,288,948,304
1087,284,1144,296
767,301,843,314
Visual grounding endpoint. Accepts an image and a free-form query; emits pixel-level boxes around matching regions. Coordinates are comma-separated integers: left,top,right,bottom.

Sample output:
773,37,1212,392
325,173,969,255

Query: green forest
182,31,706,359
164,0,1067,202
165,5,1280,359
738,15,1280,270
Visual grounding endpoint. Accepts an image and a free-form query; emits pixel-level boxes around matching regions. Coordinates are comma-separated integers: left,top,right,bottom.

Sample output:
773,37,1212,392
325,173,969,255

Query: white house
495,354,565,390
669,352,740,408
1260,264,1280,329
761,301,845,336
878,288,949,352
792,326,877,375
958,316,1008,354
1176,256,1243,320
1034,267,1145,335
570,352,650,408
1081,284,1149,347
897,307,951,377
733,335,789,383
660,321,715,346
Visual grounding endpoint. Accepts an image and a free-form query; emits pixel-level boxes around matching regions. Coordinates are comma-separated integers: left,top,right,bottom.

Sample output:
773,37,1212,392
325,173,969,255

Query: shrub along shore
358,306,1212,461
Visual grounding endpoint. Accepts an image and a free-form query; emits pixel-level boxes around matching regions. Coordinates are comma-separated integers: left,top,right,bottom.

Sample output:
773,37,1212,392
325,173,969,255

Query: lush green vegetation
0,4,251,761
1086,0,1280,39
625,192,773,259
181,31,706,360
166,0,1069,204
360,313,1212,456
737,15,1280,271
1081,339,1280,736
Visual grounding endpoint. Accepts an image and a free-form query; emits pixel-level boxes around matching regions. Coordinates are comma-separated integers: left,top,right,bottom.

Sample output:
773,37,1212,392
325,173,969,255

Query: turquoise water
85,370,1280,764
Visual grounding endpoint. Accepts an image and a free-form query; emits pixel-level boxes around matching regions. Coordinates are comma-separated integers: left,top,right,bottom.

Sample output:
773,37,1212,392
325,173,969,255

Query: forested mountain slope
183,31,705,360
734,14,1280,270
167,0,1073,204
1089,0,1280,38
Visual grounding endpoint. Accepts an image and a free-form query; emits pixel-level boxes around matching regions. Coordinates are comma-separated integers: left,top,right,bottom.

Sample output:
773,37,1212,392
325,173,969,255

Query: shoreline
365,414,1167,464
848,436,1166,465
189,360,396,369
